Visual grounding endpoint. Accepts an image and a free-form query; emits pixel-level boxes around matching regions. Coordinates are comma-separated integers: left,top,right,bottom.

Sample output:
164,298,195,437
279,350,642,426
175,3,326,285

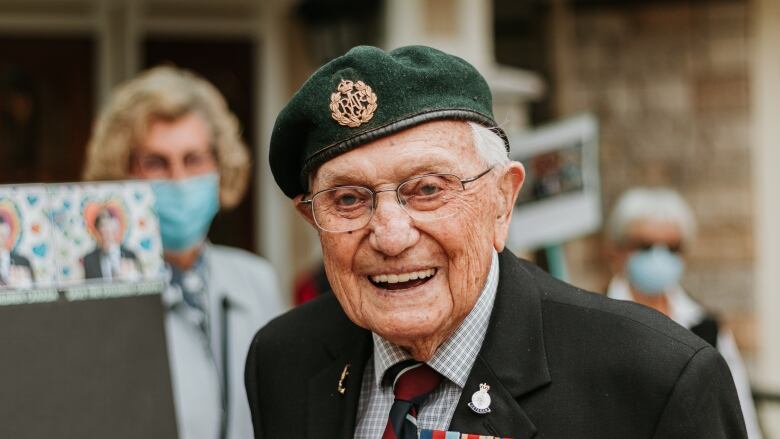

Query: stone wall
552,1,755,351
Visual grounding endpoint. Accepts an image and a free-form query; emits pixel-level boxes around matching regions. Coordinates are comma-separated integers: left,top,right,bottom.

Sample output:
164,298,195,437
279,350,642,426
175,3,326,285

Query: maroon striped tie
382,361,443,439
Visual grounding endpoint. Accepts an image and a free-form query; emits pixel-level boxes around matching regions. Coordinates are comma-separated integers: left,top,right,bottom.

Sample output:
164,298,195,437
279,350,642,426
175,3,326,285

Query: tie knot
385,360,442,403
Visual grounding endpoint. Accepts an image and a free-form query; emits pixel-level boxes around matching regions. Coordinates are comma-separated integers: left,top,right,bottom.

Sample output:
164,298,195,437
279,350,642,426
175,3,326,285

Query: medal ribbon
419,429,513,439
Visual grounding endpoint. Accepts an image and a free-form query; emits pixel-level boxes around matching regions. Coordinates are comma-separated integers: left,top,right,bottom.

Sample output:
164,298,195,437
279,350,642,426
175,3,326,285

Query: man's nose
368,191,420,257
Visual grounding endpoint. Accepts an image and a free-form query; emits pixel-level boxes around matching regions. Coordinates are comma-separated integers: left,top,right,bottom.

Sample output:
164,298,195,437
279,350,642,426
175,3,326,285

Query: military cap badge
330,79,378,128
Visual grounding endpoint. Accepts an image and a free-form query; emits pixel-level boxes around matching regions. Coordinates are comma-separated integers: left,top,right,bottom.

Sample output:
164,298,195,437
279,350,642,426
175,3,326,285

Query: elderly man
245,46,747,438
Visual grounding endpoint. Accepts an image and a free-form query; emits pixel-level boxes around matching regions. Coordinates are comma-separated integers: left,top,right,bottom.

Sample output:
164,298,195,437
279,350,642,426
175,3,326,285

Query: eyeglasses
301,167,494,233
625,241,683,254
131,149,216,179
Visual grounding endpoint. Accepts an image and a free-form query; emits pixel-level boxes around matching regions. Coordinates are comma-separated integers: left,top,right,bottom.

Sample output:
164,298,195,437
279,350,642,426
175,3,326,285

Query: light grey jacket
165,243,284,439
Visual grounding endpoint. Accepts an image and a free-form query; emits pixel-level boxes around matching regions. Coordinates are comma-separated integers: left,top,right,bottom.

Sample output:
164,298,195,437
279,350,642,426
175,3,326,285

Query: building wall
751,0,780,433
552,1,755,351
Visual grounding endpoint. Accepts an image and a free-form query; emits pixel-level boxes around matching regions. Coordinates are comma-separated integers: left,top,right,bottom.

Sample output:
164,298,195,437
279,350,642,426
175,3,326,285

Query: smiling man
245,46,747,439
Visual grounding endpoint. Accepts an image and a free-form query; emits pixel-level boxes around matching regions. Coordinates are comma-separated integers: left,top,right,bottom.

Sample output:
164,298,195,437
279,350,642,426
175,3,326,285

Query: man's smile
368,268,437,290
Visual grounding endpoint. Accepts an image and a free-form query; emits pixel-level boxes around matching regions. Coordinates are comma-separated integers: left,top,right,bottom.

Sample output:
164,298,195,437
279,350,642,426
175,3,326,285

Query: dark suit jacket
82,246,139,280
245,251,747,438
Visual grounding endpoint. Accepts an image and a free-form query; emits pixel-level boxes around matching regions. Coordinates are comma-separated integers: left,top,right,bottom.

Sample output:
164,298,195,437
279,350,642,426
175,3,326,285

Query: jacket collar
449,250,551,438
606,276,704,329
200,242,253,311
305,297,372,438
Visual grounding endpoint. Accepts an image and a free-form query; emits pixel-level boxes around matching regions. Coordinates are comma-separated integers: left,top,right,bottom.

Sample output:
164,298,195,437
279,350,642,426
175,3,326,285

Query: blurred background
1,0,779,435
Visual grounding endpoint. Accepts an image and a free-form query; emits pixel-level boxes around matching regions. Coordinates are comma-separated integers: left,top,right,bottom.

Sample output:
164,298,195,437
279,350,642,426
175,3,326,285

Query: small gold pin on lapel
337,363,351,395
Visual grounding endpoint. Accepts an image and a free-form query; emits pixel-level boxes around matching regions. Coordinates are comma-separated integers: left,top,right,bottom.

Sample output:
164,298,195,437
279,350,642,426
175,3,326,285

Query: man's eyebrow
314,156,461,189
315,169,369,188
400,160,458,177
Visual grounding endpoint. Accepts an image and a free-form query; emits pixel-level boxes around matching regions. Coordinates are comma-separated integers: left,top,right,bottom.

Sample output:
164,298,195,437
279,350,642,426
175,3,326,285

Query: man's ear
293,194,317,228
493,161,525,252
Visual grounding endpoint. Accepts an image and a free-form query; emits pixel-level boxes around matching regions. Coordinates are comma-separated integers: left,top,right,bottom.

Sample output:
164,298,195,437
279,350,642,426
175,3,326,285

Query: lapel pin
468,383,492,414
337,363,351,395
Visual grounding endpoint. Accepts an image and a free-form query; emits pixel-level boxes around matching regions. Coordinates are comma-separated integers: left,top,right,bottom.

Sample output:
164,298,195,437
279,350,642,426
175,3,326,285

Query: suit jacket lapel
450,250,551,439
306,317,372,439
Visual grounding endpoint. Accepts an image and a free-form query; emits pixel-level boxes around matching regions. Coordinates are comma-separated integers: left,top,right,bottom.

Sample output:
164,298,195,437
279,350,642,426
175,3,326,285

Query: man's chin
372,320,454,353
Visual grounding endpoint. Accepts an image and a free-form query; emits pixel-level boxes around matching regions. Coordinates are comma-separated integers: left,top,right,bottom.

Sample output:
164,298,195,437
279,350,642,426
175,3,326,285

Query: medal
467,383,492,414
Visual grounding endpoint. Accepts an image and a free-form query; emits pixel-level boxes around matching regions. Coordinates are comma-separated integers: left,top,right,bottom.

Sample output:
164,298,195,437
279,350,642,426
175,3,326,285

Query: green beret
270,45,509,198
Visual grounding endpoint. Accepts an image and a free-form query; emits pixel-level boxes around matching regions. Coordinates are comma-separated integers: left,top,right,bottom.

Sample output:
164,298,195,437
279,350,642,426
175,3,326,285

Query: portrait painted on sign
49,181,164,285
80,202,142,282
0,185,56,290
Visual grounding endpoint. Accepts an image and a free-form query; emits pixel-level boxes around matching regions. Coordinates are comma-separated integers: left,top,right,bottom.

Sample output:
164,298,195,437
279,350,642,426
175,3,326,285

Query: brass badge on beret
330,79,378,128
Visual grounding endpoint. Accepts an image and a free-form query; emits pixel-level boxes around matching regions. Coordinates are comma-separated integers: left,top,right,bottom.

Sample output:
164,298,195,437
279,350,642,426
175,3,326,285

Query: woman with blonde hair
84,65,282,439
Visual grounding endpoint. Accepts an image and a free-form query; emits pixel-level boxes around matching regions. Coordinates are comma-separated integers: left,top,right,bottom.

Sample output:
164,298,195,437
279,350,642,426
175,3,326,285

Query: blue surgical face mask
151,172,220,252
626,245,684,296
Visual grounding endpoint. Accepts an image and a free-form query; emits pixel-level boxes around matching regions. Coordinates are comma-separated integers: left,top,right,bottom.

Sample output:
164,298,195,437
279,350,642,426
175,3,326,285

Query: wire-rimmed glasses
301,167,493,232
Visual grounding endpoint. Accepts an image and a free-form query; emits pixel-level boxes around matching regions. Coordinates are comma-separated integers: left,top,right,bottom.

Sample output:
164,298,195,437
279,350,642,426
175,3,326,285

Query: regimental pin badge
337,363,351,395
467,383,492,414
330,79,378,128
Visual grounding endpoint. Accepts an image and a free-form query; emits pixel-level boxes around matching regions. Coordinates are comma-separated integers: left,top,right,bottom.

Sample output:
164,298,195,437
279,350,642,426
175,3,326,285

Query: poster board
0,181,165,295
0,181,177,438
508,114,602,251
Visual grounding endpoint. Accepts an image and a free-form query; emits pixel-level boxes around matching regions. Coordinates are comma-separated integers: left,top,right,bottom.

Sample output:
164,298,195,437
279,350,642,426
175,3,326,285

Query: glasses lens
312,186,373,232
183,150,216,173
398,174,464,221
628,241,683,254
667,243,683,254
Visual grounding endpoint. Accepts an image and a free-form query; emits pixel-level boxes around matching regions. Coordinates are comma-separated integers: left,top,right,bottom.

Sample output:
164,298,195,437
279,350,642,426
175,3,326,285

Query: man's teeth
371,269,435,284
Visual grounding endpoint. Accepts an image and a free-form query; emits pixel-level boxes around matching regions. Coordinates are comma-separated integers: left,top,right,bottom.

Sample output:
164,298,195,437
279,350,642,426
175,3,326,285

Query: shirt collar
169,253,207,292
606,275,704,329
372,250,500,388
0,250,9,277
161,246,208,310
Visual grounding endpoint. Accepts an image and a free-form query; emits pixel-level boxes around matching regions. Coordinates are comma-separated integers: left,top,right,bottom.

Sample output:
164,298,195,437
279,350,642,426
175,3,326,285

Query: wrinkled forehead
310,120,479,188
